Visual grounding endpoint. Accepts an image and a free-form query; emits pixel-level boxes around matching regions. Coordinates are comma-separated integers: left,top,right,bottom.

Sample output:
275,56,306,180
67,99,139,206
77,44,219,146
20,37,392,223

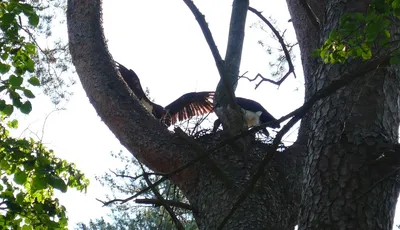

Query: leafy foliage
76,151,196,230
13,0,75,105
0,1,90,229
0,122,89,229
315,0,400,63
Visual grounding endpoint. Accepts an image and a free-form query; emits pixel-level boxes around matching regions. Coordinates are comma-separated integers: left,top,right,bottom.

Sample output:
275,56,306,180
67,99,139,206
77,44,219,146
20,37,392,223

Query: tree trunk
287,0,400,229
66,0,400,229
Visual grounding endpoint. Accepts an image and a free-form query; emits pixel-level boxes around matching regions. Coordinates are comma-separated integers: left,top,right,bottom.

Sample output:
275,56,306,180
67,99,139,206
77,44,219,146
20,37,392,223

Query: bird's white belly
243,109,261,127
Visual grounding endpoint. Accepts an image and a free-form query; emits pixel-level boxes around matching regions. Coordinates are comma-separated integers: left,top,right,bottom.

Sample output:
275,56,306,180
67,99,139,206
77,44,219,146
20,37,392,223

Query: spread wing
116,62,152,105
164,91,214,125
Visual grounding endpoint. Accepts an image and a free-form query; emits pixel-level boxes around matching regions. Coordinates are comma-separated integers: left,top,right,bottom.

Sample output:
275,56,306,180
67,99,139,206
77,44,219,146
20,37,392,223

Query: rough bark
287,0,400,229
67,0,400,229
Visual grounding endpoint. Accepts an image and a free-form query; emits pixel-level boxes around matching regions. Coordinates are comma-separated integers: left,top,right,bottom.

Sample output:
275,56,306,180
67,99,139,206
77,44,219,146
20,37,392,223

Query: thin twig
248,7,296,88
139,163,185,230
135,198,193,211
40,108,66,141
109,169,164,181
241,72,292,89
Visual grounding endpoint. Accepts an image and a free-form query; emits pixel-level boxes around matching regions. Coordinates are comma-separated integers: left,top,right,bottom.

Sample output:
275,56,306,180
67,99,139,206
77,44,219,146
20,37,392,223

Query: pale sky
8,0,400,229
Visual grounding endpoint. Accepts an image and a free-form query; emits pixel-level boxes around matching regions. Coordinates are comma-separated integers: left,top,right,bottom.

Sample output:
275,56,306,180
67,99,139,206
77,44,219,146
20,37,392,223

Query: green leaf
27,77,40,86
361,49,372,60
25,59,34,73
21,225,32,230
32,176,47,192
1,13,15,25
49,175,67,193
24,43,36,54
0,62,10,74
20,101,32,114
0,160,10,171
7,119,18,129
28,14,39,27
14,171,28,185
9,75,23,87
23,89,35,98
9,90,22,107
16,192,24,203
390,56,400,64
394,8,400,17
23,160,35,171
0,53,8,61
2,104,13,116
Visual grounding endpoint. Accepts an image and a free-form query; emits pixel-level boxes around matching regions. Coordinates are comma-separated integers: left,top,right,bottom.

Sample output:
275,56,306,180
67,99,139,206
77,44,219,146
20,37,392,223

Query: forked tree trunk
67,0,400,229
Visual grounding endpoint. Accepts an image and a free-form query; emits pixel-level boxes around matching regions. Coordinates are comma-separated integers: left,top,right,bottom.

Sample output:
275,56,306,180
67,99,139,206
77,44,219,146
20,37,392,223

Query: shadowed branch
135,198,193,211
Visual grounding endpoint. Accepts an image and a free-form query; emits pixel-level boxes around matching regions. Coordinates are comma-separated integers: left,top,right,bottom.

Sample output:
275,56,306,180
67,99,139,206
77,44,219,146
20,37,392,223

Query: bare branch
109,169,165,181
183,0,249,137
182,0,224,74
248,7,296,88
182,0,238,108
139,163,185,230
135,198,193,211
222,0,249,94
96,197,133,206
241,72,292,89
40,108,66,141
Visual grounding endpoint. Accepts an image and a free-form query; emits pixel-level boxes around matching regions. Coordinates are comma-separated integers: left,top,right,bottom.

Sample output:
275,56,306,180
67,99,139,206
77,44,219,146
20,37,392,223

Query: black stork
117,62,214,126
212,97,280,135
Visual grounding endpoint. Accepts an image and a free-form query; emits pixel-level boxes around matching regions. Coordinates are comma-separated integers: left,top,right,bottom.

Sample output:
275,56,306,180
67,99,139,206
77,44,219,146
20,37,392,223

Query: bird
212,97,280,135
116,62,214,126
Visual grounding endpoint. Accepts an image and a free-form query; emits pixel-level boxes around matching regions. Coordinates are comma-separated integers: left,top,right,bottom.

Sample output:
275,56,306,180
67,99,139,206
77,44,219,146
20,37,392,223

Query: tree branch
223,0,249,90
247,7,296,88
109,169,164,181
215,0,251,138
183,0,242,133
135,198,193,211
182,0,224,75
139,163,185,230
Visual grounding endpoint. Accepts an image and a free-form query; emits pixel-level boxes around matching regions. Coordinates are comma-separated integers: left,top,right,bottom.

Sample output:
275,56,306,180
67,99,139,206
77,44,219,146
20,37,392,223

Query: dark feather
165,91,214,125
117,62,214,126
116,62,153,106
